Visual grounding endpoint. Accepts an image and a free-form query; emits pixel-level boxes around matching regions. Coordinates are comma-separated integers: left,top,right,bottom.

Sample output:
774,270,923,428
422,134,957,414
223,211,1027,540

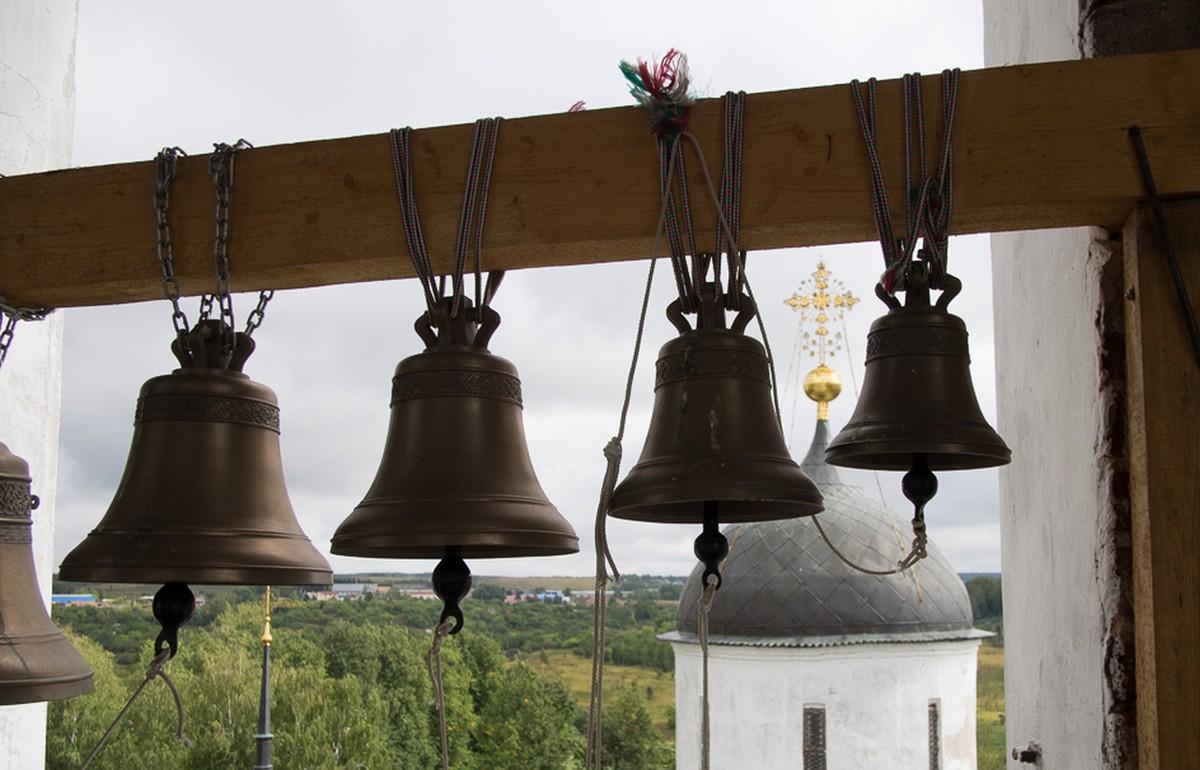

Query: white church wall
672,640,981,770
0,1,77,767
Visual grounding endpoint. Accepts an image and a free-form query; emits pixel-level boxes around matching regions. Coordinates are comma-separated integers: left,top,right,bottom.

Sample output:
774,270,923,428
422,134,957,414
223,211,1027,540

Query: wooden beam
1124,200,1200,770
3,49,1200,309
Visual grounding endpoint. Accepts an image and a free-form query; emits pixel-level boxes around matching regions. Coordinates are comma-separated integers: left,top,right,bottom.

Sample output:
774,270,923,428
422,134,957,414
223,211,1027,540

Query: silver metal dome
668,420,984,647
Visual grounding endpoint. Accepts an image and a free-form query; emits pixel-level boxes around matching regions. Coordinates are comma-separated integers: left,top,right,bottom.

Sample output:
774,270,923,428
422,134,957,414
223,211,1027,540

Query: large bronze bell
0,441,93,704
59,321,332,587
609,285,824,525
826,265,1010,471
332,300,578,560
332,299,577,629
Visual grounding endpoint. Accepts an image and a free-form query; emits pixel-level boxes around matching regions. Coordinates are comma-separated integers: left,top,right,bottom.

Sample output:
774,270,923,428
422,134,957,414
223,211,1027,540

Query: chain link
208,140,251,349
243,289,274,337
0,313,17,372
0,301,53,374
154,147,192,341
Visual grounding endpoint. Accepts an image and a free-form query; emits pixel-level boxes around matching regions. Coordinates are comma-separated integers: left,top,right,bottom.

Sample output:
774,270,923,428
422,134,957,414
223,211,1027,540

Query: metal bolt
1012,742,1041,764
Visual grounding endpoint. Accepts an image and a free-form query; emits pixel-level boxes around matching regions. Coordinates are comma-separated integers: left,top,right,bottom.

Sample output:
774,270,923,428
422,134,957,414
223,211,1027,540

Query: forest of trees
49,592,677,769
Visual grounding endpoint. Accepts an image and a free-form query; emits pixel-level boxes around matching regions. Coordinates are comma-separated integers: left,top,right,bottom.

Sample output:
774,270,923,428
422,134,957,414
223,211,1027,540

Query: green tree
602,686,671,770
474,662,584,769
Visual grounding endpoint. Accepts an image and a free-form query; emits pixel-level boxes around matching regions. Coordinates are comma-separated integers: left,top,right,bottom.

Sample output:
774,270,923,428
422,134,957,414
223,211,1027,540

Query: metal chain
209,139,267,347
0,313,18,373
0,300,51,373
243,289,275,337
154,147,193,343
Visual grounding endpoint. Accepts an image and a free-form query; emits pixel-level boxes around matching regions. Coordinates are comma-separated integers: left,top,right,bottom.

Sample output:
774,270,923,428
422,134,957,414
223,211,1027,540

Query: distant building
333,583,377,597
306,583,379,601
50,594,97,607
663,416,989,770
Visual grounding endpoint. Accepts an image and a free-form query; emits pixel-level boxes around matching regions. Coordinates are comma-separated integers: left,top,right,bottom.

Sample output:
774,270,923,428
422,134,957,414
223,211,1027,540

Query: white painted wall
671,640,981,770
983,1,1119,767
0,1,78,767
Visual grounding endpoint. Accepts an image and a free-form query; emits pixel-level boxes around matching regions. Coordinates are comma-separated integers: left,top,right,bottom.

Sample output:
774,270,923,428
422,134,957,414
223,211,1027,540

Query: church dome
673,419,978,645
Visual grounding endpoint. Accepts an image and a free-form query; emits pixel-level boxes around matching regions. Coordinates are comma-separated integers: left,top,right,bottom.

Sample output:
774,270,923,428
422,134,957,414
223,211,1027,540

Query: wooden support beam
1124,200,1200,770
3,49,1200,309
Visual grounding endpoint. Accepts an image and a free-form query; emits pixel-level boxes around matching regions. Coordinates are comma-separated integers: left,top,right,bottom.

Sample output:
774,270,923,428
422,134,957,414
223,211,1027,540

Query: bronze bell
332,299,577,631
59,320,332,587
826,265,1010,471
0,441,93,704
332,299,578,560
609,285,824,525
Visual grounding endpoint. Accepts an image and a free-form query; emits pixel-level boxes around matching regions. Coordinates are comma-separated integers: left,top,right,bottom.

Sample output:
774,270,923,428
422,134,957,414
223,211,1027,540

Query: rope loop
78,650,190,770
427,619,455,770
851,69,960,296
389,118,505,337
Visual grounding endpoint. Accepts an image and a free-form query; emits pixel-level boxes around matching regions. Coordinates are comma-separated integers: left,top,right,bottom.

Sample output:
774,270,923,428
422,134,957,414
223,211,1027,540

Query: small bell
0,441,93,704
826,262,1010,471
332,298,578,630
610,283,823,586
60,321,332,656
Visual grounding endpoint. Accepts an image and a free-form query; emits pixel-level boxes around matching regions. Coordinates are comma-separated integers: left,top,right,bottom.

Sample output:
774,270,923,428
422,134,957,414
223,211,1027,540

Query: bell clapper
152,582,196,659
901,454,936,564
432,550,472,635
693,501,729,591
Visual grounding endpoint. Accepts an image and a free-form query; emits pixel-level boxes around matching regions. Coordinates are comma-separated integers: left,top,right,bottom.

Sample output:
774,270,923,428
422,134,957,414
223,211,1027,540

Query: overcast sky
54,0,1001,578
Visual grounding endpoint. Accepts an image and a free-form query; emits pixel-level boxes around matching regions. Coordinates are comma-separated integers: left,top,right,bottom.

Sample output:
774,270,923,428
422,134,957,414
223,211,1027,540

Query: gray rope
585,135,681,770
697,575,718,770
390,120,505,321
79,650,191,770
426,619,454,770
678,131,784,429
812,515,927,576
389,128,439,314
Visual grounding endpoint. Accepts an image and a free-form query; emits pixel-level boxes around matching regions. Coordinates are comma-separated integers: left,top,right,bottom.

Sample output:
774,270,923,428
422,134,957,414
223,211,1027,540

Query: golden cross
784,260,859,365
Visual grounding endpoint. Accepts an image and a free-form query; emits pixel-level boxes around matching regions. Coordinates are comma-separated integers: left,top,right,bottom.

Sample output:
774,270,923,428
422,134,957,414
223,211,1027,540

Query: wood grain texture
1123,201,1200,770
3,49,1200,308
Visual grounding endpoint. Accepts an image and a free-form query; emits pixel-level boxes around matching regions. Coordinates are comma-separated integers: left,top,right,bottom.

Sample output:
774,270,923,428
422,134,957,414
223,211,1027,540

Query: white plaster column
0,1,79,767
983,2,1127,767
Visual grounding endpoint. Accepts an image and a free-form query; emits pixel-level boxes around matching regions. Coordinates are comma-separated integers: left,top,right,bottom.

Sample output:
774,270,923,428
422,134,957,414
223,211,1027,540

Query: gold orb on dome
803,364,842,403
804,364,842,419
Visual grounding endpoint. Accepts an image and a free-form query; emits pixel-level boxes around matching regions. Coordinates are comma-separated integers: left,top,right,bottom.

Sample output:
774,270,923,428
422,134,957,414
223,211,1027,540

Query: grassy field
977,643,1006,770
528,650,677,738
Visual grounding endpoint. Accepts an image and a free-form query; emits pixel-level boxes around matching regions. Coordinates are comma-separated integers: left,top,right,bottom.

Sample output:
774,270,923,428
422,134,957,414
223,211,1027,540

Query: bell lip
825,442,1012,471
0,673,94,705
330,532,580,560
607,494,824,524
56,564,333,586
